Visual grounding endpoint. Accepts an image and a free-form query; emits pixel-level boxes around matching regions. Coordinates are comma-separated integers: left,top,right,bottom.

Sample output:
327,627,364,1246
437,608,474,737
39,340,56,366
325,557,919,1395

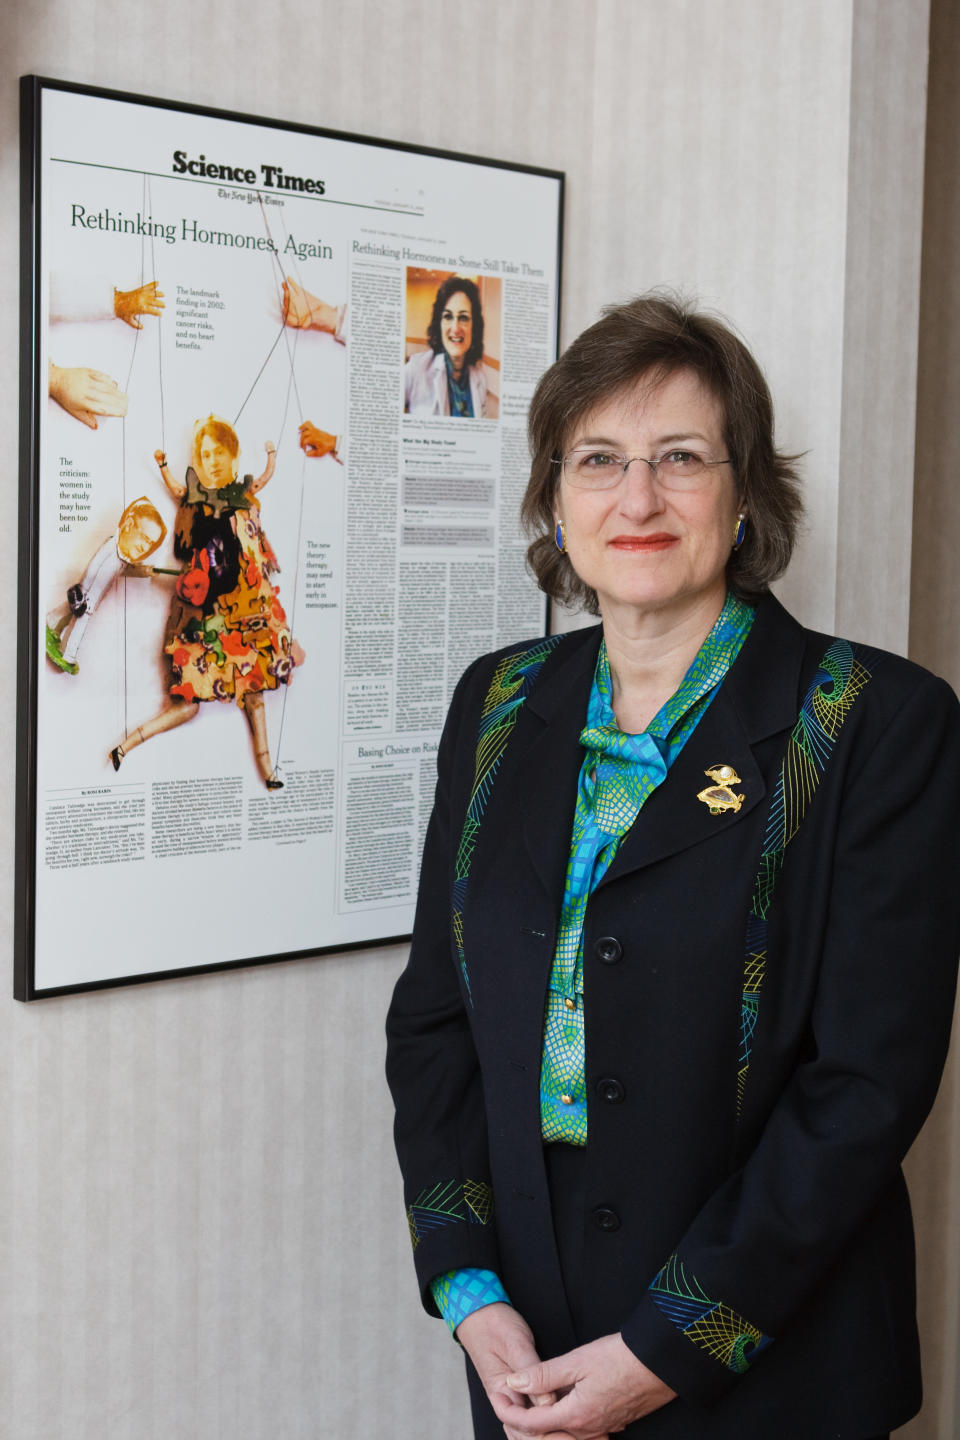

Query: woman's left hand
500,1333,676,1438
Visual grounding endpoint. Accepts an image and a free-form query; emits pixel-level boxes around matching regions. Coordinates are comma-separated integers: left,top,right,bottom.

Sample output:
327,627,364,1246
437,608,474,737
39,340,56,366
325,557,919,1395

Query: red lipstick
608,533,678,552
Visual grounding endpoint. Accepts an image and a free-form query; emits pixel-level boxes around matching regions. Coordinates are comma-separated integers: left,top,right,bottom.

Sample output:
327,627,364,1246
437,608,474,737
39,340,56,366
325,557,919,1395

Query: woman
404,275,490,418
386,295,960,1439
109,416,297,789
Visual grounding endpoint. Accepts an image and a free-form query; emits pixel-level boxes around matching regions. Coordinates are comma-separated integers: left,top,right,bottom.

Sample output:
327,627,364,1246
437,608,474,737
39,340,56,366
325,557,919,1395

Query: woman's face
199,433,238,488
440,291,473,370
555,368,740,628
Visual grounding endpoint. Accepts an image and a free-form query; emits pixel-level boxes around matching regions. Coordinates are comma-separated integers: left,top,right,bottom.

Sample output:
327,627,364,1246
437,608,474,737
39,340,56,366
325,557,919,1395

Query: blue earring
733,513,747,550
555,520,566,553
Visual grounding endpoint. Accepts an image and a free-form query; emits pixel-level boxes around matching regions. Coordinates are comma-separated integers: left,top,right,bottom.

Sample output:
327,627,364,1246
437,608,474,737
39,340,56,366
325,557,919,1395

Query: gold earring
554,520,566,553
733,513,747,550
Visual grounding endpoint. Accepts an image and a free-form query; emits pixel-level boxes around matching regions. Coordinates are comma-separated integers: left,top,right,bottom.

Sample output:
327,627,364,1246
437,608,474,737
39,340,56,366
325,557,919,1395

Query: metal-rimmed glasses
554,447,733,493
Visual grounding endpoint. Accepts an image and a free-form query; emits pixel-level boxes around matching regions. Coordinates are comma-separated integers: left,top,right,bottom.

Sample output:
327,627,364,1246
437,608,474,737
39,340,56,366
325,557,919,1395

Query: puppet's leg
243,691,283,790
110,700,199,769
47,536,123,673
62,544,126,666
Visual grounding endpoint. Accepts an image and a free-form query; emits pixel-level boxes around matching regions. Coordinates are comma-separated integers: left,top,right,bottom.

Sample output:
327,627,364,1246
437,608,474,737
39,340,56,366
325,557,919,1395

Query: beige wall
0,1,954,1436
903,0,960,1435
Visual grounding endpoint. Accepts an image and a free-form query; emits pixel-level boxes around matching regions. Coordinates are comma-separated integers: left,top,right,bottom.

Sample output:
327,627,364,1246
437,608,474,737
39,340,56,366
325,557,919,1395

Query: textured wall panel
836,0,930,652
903,0,960,1436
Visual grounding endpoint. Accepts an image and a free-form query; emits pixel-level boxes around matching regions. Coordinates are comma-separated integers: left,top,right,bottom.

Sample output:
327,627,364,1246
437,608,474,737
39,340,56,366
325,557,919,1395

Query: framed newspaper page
16,75,563,998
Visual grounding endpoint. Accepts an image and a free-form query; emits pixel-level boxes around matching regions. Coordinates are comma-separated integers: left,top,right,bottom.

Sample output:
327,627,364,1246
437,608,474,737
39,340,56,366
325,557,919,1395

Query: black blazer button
592,1206,621,1232
594,936,622,964
596,1077,625,1104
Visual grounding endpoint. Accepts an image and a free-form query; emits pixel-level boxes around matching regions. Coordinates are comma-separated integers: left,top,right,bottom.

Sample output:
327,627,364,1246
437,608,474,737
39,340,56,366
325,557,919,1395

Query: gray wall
1,2,953,1436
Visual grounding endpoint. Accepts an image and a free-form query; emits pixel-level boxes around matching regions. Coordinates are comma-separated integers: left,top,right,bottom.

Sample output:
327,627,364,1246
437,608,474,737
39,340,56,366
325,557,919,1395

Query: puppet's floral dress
164,469,294,707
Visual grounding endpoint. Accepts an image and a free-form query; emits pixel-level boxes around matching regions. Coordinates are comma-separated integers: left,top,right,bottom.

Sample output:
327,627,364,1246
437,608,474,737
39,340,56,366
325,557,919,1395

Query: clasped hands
457,1303,676,1440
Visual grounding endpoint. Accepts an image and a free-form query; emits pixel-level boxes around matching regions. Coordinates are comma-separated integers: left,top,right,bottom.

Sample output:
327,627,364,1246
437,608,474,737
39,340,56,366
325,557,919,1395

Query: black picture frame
16,75,563,999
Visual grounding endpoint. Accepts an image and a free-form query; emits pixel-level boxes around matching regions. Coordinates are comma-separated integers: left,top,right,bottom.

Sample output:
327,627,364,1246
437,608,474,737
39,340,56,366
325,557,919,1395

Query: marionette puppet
50,248,345,784
109,416,301,790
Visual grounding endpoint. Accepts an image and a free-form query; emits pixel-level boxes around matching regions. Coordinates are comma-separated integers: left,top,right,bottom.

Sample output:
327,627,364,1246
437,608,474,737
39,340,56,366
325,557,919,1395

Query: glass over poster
16,76,563,998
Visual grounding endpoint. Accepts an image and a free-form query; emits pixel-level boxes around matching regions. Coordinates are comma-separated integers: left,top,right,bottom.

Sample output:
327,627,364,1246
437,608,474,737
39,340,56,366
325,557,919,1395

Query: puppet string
146,174,166,454
272,445,309,766
118,170,151,735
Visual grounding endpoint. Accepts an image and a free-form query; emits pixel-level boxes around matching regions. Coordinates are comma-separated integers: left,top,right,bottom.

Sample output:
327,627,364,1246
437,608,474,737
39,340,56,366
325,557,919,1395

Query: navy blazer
386,595,960,1438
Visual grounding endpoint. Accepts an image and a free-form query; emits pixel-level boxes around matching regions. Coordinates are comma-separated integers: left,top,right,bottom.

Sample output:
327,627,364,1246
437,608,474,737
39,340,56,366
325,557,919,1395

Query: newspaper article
28,84,562,991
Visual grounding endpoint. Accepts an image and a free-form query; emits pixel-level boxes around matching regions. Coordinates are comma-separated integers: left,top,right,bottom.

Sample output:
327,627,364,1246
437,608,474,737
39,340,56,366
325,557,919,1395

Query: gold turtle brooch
697,764,744,815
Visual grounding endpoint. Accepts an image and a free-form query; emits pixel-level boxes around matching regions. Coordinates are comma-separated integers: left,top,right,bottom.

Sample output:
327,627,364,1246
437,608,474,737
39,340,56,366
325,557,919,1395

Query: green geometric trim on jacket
648,1253,772,1375
407,1179,494,1251
738,639,875,1116
452,635,563,1004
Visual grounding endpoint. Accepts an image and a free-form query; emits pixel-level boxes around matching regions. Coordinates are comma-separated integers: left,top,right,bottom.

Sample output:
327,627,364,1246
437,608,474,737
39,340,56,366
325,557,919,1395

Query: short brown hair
522,293,803,614
191,415,240,475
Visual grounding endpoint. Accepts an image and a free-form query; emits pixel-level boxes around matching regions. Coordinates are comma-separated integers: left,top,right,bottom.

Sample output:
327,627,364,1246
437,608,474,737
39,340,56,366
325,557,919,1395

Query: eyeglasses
555,447,733,493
